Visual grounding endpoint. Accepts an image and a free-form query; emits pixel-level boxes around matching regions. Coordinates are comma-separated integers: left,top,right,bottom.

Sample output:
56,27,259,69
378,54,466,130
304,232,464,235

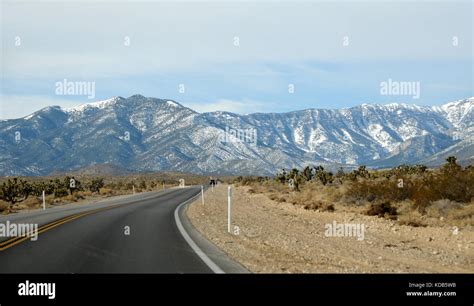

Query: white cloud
186,99,268,114
2,1,471,79
0,95,88,119
1,1,471,117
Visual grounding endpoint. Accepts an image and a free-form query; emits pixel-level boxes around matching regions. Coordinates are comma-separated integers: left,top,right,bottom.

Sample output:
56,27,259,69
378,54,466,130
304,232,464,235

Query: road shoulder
178,193,249,274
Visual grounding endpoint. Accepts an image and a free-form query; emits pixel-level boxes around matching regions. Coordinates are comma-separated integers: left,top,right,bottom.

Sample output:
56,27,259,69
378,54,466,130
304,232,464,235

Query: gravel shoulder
187,184,473,273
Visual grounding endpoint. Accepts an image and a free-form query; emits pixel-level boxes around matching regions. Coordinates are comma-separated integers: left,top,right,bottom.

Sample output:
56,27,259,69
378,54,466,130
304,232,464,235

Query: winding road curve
0,187,234,273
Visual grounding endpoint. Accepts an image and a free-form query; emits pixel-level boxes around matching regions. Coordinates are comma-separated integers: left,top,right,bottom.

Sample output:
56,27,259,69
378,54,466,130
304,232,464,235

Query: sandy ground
187,184,474,273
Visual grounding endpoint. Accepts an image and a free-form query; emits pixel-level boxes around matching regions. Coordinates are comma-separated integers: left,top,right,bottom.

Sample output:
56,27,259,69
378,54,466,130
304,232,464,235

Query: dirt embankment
187,184,473,273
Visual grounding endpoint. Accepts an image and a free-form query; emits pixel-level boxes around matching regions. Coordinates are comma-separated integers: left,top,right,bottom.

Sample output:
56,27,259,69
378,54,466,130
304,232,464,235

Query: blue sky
1,0,472,118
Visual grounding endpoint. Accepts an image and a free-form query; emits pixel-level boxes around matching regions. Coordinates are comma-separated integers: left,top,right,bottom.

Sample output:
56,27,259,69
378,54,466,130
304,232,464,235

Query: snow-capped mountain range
1,95,473,176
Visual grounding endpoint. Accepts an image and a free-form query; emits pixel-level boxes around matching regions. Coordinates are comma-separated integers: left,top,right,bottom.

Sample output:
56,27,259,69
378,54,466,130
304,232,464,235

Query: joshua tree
0,178,31,207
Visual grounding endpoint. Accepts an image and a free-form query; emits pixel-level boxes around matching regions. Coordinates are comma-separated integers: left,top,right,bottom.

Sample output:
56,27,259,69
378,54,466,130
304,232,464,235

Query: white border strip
174,192,225,274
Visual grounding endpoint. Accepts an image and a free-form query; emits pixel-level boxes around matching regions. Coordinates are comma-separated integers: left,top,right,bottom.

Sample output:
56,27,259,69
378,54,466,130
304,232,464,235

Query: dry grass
425,199,462,218
397,213,427,227
99,187,114,196
63,194,78,202
78,190,93,197
3,197,44,212
241,172,474,228
444,203,474,227
0,200,9,214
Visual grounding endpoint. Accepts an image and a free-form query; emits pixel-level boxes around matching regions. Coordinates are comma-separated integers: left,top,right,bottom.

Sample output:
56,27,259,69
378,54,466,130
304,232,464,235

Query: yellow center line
0,204,126,251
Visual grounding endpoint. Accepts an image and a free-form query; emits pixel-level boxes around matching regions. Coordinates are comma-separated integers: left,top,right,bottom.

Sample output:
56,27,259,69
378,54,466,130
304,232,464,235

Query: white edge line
174,192,225,274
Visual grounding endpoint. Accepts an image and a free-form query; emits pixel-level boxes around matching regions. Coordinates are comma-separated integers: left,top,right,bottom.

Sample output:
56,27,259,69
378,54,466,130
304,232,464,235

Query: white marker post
201,185,204,205
42,190,46,210
227,186,232,233
133,185,135,195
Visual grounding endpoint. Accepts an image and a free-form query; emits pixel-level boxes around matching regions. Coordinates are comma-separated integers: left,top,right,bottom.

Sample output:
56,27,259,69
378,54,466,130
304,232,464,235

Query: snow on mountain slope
65,97,122,113
0,95,472,176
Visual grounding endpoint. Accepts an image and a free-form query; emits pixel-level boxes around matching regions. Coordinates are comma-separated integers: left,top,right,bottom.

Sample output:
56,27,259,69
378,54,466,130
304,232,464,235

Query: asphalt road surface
0,187,216,273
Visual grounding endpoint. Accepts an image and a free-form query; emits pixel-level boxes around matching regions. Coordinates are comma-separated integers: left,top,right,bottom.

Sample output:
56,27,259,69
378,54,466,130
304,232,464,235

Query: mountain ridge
1,95,472,176
16,95,474,118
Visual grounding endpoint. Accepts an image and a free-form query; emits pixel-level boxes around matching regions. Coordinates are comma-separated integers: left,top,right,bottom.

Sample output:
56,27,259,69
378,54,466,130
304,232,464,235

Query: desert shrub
436,158,473,202
347,176,417,204
89,178,105,193
115,181,124,189
425,199,462,218
335,167,346,184
30,181,50,197
301,166,314,181
285,185,334,211
268,193,279,201
235,176,267,186
350,165,370,180
346,179,384,203
303,201,334,212
366,201,397,219
54,187,69,198
275,169,287,184
313,166,333,185
446,203,474,227
345,157,473,214
0,178,31,204
411,159,473,212
388,164,428,177
285,168,302,191
323,203,335,212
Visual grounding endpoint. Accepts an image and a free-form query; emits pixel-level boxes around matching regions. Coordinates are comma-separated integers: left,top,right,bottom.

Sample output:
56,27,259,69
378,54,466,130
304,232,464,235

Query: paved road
0,187,214,273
